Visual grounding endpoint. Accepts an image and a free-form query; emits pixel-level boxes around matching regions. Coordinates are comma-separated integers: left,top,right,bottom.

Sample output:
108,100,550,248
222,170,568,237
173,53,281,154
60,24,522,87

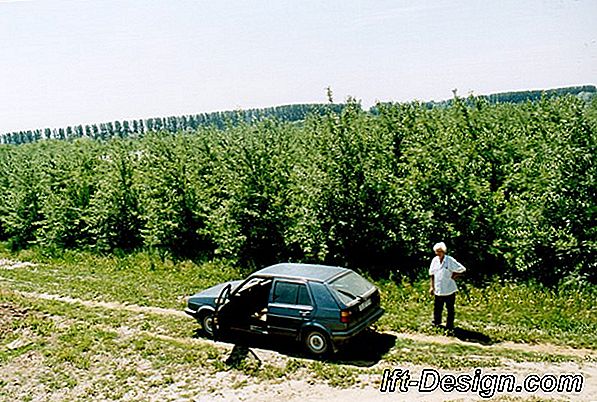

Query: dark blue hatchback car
185,263,384,355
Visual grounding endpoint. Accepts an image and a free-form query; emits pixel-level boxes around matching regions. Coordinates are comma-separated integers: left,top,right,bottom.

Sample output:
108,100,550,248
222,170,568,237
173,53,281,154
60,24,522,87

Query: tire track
14,290,188,318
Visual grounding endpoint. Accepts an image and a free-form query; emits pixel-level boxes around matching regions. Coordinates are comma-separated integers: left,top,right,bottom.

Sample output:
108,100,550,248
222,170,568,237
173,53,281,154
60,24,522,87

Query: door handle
299,310,311,317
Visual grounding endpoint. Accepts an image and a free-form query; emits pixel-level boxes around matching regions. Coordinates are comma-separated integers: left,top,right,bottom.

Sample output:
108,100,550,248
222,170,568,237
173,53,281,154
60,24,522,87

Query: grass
377,278,597,348
0,289,258,400
1,244,594,348
0,243,595,399
0,246,239,309
0,287,358,399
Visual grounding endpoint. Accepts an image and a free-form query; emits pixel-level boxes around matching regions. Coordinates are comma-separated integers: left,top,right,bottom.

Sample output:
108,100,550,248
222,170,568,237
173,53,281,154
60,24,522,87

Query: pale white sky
1,0,596,133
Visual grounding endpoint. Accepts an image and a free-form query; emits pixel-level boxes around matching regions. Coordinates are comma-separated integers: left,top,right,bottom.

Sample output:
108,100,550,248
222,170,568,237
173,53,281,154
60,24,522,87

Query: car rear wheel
304,329,331,356
201,312,215,338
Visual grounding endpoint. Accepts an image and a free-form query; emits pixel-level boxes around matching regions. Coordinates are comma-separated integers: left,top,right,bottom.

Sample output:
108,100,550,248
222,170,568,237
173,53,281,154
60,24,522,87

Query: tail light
340,310,351,324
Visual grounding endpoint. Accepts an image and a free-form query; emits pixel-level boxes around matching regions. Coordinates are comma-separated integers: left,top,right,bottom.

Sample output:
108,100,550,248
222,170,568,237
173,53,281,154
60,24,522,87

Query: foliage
3,86,593,146
0,103,344,145
413,84,597,109
0,95,594,284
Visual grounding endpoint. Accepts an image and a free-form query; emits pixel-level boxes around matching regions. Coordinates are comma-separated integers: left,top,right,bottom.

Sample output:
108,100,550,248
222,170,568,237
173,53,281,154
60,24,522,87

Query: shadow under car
193,327,396,367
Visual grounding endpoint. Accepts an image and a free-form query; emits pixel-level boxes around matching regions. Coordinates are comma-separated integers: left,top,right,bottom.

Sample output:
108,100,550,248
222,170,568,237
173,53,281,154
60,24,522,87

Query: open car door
213,276,273,339
213,283,233,340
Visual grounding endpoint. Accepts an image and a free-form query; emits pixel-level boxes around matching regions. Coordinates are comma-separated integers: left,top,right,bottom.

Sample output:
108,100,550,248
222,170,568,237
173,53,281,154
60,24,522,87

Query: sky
0,0,596,133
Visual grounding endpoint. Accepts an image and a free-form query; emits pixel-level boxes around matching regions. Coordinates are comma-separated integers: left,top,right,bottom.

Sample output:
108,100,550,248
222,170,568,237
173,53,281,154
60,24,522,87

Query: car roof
253,263,350,282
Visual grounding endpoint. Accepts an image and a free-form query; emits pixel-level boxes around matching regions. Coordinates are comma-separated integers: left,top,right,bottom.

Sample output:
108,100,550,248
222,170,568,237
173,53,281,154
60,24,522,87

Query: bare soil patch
0,258,36,270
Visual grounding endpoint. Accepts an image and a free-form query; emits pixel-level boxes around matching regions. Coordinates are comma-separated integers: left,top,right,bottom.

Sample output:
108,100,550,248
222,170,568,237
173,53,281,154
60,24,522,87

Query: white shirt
429,255,466,296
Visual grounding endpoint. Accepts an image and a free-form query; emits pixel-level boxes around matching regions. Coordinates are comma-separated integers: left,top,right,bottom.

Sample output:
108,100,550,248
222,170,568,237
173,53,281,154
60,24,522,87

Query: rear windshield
329,272,375,304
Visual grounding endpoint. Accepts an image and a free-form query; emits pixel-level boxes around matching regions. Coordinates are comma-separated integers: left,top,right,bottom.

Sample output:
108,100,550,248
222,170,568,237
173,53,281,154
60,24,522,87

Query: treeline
483,84,596,104
3,86,594,147
0,95,595,285
0,103,344,146
422,85,596,109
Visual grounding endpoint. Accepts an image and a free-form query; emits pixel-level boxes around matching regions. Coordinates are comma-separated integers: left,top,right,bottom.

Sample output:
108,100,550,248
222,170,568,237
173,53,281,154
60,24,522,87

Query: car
185,263,384,356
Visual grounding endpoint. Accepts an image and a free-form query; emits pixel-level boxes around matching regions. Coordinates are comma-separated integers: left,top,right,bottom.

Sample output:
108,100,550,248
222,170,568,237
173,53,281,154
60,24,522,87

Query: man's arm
449,257,466,279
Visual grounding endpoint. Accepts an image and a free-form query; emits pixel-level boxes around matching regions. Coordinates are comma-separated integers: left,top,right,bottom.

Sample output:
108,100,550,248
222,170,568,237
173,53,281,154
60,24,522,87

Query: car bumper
330,307,385,342
184,307,198,318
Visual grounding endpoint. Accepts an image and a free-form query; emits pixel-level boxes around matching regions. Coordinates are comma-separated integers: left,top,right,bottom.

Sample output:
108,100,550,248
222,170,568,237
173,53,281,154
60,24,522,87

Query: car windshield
328,272,375,304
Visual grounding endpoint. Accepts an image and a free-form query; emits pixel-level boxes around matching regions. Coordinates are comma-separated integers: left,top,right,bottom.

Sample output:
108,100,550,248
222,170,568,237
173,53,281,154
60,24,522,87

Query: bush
0,95,594,284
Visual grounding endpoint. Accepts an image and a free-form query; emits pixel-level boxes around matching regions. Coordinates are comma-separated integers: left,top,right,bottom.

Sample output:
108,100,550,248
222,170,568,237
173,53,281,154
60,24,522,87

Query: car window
273,282,298,304
310,282,339,309
297,284,311,306
329,271,375,304
272,282,311,306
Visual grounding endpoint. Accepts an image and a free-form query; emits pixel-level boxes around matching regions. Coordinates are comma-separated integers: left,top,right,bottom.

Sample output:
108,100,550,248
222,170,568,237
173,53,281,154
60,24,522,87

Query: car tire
200,312,215,338
303,329,331,356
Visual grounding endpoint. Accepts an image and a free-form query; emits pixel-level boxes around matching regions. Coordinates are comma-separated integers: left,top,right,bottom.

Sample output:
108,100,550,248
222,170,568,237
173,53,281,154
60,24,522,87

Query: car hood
193,280,244,298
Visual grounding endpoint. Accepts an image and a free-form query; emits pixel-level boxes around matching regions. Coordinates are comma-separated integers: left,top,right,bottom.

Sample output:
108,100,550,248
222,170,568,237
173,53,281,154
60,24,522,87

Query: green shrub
0,95,594,284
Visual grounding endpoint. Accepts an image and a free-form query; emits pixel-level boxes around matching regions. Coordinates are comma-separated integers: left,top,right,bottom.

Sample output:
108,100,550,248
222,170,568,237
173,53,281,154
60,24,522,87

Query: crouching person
428,242,466,331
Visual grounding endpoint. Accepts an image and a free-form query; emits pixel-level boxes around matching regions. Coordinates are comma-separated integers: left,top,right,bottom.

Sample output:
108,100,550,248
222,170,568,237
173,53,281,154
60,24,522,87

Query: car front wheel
201,312,215,338
304,329,331,356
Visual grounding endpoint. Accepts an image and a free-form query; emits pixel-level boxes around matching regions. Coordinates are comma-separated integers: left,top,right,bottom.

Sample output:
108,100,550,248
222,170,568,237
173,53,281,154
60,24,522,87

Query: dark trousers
434,293,456,329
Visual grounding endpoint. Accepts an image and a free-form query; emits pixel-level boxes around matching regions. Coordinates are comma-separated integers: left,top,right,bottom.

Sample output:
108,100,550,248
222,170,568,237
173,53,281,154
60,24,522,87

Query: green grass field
0,245,595,400
2,245,595,348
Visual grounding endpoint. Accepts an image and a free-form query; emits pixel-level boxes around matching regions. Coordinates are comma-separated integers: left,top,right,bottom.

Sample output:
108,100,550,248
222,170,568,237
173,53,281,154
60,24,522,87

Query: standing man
429,242,466,331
